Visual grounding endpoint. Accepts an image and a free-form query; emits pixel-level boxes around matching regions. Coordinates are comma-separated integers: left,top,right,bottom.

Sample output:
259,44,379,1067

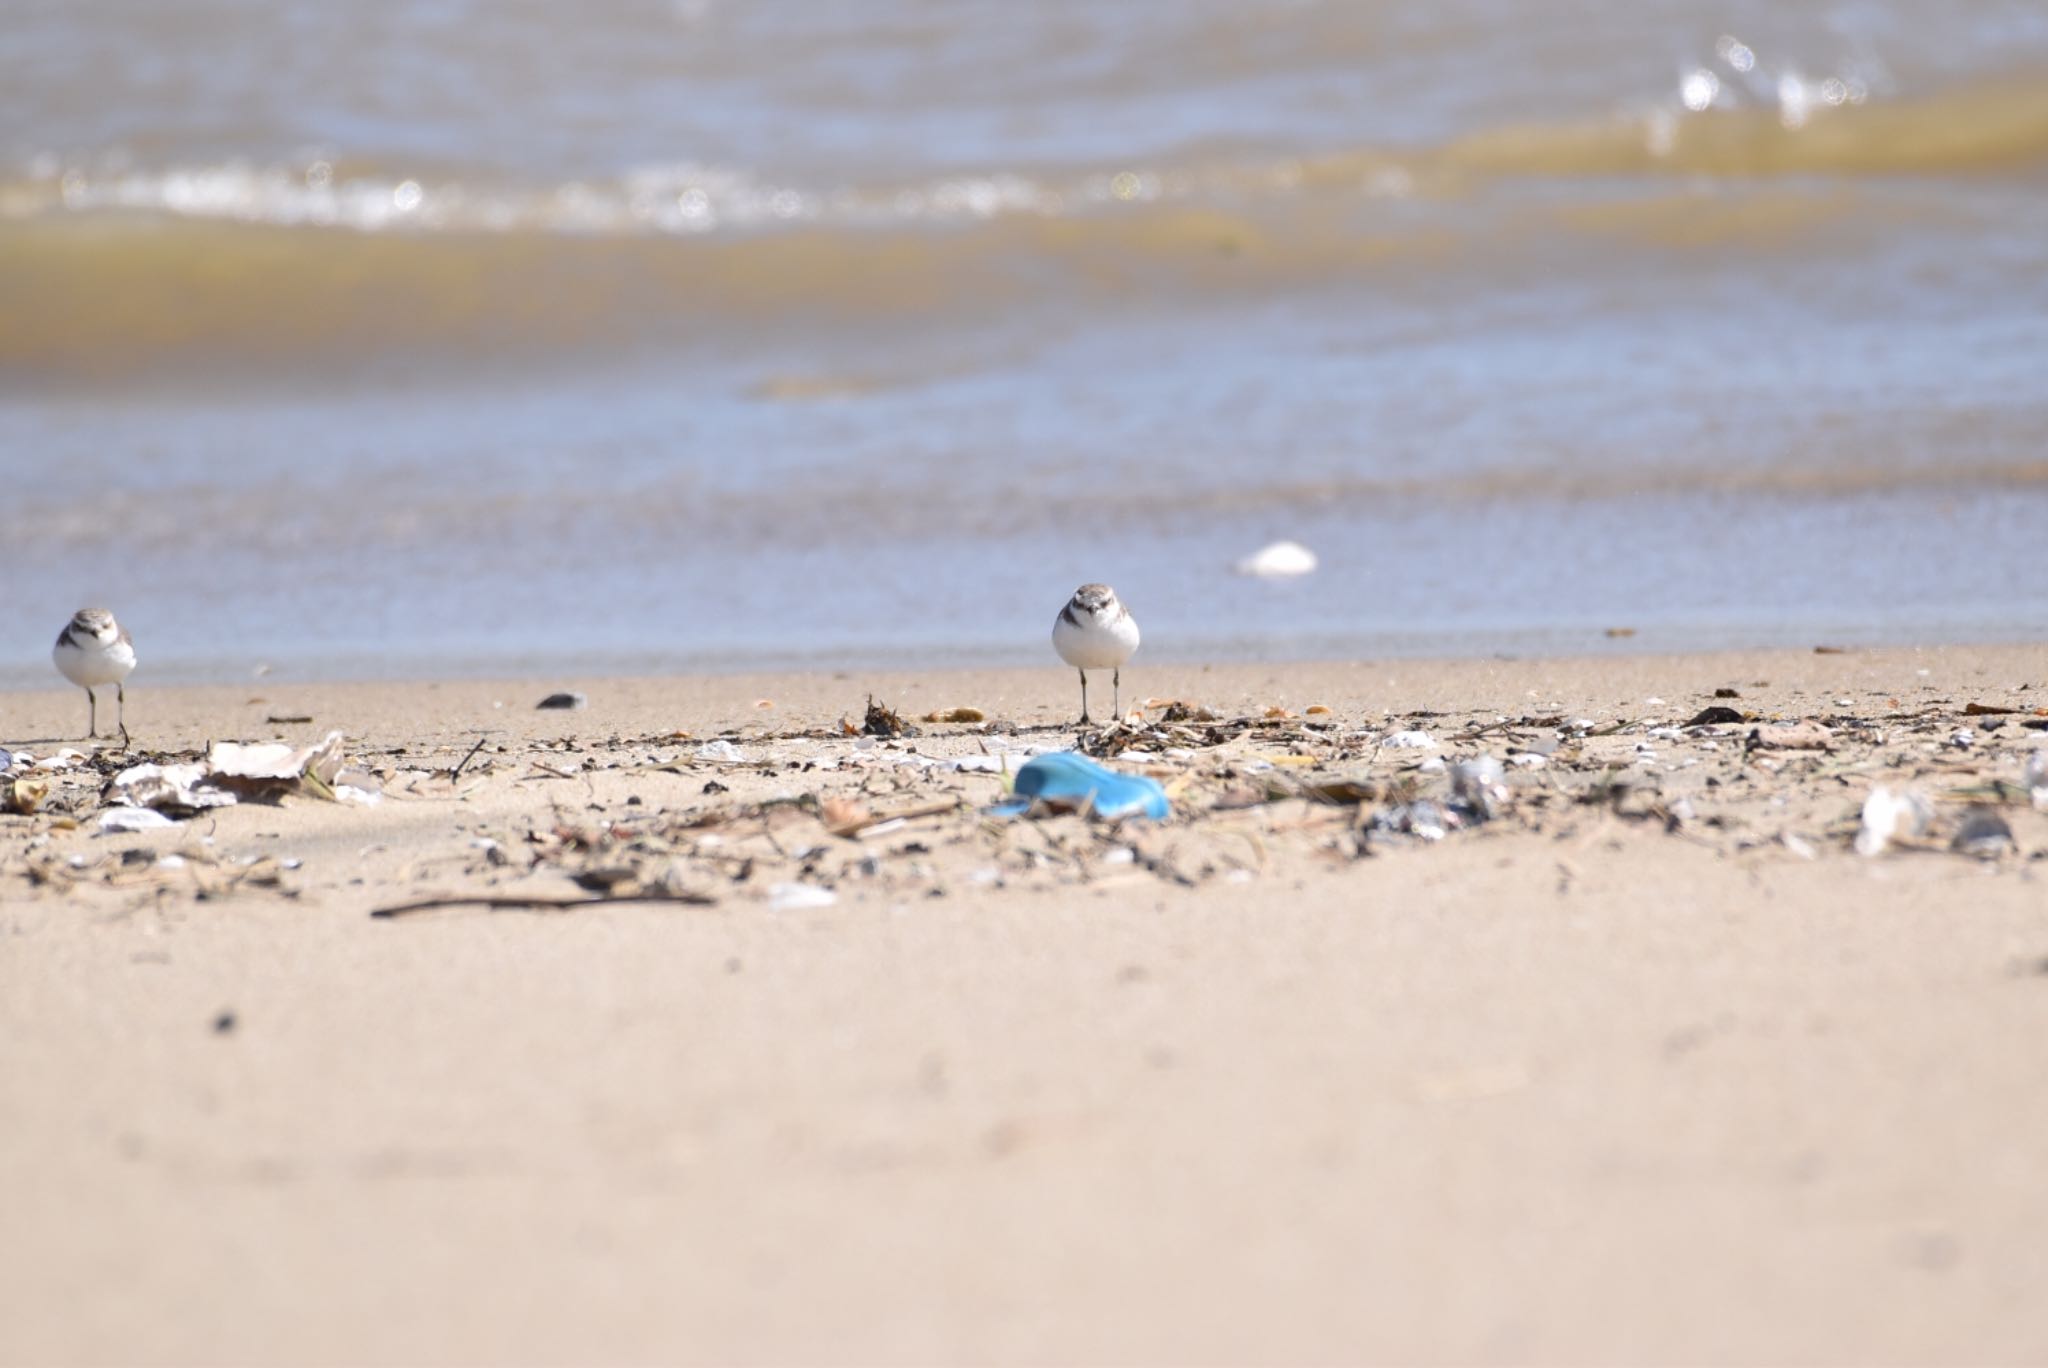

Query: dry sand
4,643,2047,1366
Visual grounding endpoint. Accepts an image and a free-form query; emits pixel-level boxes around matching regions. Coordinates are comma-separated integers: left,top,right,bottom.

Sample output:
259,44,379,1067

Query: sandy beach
3,642,2046,1365
12,4,2048,1362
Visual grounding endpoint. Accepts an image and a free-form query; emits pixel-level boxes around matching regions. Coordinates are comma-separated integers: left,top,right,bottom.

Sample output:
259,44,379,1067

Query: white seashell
208,732,347,783
109,761,235,812
97,807,178,833
768,882,837,910
1233,540,1318,577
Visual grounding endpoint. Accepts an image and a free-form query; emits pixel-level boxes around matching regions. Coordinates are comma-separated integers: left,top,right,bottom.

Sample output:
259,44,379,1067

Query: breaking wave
4,66,2045,384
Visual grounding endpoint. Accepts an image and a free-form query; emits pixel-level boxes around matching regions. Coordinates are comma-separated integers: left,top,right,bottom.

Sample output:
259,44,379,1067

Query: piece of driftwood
371,891,715,920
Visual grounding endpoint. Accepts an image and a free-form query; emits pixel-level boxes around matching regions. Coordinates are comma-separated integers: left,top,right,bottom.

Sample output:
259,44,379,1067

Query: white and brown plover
1051,583,1140,725
52,608,136,745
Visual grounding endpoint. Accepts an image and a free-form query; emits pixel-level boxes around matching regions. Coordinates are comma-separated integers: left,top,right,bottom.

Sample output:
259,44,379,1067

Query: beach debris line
11,676,2047,909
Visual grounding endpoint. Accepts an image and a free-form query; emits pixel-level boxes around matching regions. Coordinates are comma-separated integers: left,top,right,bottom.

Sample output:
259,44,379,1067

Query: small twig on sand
449,735,491,781
835,798,964,835
371,892,714,920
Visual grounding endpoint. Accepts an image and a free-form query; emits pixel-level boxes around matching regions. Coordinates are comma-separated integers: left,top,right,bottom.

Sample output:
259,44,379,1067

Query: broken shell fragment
1,776,51,815
820,797,873,838
1854,785,1933,857
1950,809,2014,859
1449,756,1510,821
209,731,347,785
109,762,235,813
768,882,838,910
1370,799,1453,842
98,807,178,833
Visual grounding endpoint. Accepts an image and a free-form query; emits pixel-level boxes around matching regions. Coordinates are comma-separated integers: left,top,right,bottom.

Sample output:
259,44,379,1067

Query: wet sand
4,643,2047,1365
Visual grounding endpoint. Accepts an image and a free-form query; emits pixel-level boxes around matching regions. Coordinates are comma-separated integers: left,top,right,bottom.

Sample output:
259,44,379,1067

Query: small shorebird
1052,583,1140,725
53,608,136,745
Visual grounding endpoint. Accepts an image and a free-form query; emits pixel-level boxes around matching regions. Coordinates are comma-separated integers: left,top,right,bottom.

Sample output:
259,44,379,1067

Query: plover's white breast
1052,591,1140,670
53,613,136,688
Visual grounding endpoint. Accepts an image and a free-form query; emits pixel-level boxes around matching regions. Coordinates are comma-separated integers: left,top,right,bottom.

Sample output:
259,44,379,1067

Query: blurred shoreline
4,1,2046,682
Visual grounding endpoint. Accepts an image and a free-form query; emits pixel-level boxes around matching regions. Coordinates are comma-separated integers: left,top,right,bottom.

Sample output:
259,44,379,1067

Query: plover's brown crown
59,608,126,647
1068,583,1122,615
1061,585,1127,629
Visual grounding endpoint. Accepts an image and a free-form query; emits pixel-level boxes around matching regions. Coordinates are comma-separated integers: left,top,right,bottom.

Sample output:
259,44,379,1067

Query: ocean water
4,0,2047,684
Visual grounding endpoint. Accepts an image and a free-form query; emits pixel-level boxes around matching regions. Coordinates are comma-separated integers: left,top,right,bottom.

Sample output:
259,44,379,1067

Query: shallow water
4,1,2047,683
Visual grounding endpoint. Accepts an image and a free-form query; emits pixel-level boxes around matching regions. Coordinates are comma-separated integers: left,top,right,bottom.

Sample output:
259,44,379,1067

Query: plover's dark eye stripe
1060,602,1085,628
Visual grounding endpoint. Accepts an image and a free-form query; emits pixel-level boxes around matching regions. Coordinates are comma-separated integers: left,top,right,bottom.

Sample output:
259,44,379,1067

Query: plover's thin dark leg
117,683,128,747
1078,669,1090,724
85,687,97,738
1113,668,1121,720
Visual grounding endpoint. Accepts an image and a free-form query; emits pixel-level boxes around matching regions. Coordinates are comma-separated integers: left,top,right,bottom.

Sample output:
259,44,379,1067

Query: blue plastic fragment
989,752,1170,821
